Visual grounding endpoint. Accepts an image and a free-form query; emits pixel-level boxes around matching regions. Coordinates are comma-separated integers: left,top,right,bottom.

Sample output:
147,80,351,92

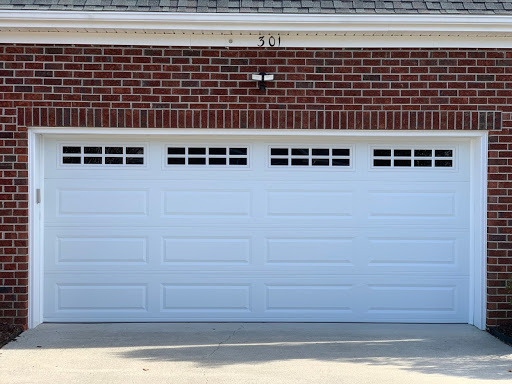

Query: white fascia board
1,11,512,47
1,11,512,34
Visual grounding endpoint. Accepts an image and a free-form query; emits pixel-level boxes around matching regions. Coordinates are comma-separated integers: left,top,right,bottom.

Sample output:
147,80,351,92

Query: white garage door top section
43,134,471,323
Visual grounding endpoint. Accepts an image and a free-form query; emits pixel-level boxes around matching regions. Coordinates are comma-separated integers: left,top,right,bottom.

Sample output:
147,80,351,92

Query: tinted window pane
435,150,453,157
127,147,144,155
332,158,350,166
105,147,123,155
84,147,102,154
168,158,186,165
84,157,102,164
63,156,81,164
209,158,227,165
271,158,288,166
105,157,123,164
332,148,350,156
188,158,206,165
229,158,247,165
374,159,391,167
271,148,288,156
168,147,186,155
189,147,206,155
374,149,391,157
394,149,411,157
292,148,309,156
209,148,227,155
435,160,453,167
230,148,247,156
312,158,329,166
312,148,329,156
414,159,432,167
291,158,309,166
63,146,81,154
126,157,144,165
394,159,412,167
414,150,432,157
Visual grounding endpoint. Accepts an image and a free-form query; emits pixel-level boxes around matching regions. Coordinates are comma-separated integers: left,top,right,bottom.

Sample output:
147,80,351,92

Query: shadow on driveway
2,323,511,383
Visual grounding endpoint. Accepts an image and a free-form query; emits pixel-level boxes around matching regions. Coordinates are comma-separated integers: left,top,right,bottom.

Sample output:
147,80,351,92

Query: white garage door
43,134,470,323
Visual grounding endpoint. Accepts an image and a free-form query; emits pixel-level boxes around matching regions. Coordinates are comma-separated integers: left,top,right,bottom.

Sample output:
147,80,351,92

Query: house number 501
258,35,281,47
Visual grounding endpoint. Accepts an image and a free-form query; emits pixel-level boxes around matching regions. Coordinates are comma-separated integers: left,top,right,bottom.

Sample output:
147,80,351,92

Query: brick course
1,44,511,327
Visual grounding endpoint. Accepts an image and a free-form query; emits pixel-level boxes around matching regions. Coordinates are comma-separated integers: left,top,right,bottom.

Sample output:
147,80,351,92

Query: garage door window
61,145,145,166
166,146,248,166
270,147,351,167
372,148,454,168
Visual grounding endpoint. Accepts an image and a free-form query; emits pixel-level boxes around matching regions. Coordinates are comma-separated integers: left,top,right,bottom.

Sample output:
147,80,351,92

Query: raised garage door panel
43,136,470,323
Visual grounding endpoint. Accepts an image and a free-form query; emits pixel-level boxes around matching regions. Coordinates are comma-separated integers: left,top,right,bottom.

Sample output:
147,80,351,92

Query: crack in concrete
202,324,245,383
206,324,244,359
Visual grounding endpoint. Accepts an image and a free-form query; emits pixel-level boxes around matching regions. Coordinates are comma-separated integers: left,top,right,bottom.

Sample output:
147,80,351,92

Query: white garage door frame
27,128,488,329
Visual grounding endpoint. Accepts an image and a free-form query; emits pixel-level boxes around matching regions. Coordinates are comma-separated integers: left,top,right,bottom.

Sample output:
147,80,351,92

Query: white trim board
2,11,512,48
27,128,487,329
28,132,43,329
470,133,488,330
30,127,488,138
5,32,512,48
3,12,512,33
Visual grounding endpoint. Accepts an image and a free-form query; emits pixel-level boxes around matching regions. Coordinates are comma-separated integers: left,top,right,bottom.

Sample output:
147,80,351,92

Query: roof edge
2,11,512,33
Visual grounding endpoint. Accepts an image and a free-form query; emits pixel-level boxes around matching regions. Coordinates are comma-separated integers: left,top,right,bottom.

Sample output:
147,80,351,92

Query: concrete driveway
0,323,510,384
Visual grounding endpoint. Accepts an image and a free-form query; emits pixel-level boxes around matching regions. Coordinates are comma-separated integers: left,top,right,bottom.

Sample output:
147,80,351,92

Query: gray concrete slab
0,323,511,384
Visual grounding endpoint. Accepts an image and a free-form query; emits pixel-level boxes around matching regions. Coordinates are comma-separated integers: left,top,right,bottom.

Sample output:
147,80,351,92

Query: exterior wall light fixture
252,72,274,91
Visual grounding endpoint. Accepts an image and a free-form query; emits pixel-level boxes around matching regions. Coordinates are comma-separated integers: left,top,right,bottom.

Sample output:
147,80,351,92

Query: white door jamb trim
28,132,44,328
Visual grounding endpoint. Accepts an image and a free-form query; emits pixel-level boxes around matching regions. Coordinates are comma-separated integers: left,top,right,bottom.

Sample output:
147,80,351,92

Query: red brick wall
1,44,511,327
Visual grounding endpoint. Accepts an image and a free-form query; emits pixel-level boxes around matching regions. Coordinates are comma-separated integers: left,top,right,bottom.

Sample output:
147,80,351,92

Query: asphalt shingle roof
0,0,510,14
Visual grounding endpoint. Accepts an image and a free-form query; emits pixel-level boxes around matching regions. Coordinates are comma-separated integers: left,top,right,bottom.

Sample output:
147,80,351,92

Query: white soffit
1,11,512,47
